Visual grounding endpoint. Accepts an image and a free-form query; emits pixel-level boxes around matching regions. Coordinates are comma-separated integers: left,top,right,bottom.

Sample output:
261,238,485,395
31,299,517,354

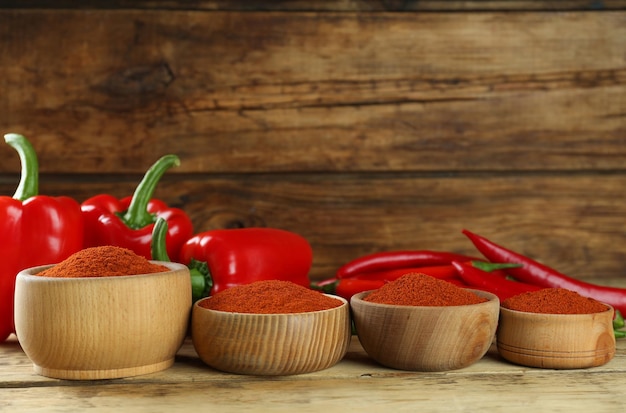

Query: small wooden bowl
350,290,499,371
14,262,191,380
497,306,616,369
191,295,351,375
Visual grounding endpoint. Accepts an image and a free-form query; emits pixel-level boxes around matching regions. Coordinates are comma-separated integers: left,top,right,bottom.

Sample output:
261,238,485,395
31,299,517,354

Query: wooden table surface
2,320,625,412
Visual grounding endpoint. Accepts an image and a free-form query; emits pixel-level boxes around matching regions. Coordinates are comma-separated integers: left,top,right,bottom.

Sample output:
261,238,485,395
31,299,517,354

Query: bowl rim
499,303,614,318
17,261,189,280
194,293,349,316
350,288,499,310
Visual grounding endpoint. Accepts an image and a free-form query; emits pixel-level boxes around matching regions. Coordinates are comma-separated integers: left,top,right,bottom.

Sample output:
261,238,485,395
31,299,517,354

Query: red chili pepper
1,134,83,342
316,278,387,301
452,261,541,301
348,265,459,281
336,250,481,279
178,227,313,297
81,155,193,262
346,261,520,282
462,229,626,315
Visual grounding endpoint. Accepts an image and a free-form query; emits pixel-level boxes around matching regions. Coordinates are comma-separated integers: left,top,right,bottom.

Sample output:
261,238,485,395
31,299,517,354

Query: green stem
613,309,625,330
471,261,523,272
188,259,212,303
121,154,180,229
310,280,338,294
615,329,626,339
151,217,211,302
4,134,39,201
151,217,171,262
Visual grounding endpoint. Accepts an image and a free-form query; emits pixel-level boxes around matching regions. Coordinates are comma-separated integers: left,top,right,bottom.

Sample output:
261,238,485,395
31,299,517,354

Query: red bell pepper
1,134,83,342
177,227,313,297
81,154,193,262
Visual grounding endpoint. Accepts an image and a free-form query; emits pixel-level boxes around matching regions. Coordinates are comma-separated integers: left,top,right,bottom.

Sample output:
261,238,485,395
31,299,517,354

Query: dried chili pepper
313,278,387,301
452,261,541,301
346,265,459,281
462,229,626,316
346,261,519,282
336,250,480,279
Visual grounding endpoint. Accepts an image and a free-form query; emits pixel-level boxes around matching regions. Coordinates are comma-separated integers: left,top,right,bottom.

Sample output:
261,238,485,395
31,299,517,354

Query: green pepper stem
311,280,338,294
190,270,208,303
121,154,180,229
151,217,211,302
471,261,523,272
151,217,171,261
614,309,625,330
4,134,39,201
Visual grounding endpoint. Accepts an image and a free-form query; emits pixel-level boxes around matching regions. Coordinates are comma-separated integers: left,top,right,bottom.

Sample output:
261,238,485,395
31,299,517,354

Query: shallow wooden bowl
191,295,351,375
497,306,616,369
350,290,499,371
14,262,191,380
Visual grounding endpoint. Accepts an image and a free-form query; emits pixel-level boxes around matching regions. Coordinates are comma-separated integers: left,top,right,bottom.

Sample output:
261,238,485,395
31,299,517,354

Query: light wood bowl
14,262,191,380
191,295,351,375
350,290,500,371
497,306,616,369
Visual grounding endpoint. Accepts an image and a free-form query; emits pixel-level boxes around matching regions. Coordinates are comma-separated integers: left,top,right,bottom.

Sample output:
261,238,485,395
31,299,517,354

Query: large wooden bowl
191,295,351,375
497,306,616,369
351,290,499,371
14,262,191,380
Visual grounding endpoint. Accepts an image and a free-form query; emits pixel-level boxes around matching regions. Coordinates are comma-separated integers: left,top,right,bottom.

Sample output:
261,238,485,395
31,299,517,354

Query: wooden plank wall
1,1,625,281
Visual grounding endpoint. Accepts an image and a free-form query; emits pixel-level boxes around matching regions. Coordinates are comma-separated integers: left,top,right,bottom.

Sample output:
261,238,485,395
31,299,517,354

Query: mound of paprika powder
364,273,488,306
200,280,343,314
37,246,169,278
502,288,609,314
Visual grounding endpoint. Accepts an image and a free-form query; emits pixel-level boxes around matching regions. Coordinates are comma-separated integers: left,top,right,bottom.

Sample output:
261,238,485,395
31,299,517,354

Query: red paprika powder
37,246,169,278
200,280,343,314
502,288,609,314
364,272,487,306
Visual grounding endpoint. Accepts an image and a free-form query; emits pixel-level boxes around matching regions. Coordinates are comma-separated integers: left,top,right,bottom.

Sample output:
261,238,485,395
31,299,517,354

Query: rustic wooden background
1,1,625,281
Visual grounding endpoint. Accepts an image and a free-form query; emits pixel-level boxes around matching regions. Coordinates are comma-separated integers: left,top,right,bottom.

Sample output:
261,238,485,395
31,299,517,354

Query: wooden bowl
14,262,191,380
350,290,499,371
191,295,351,375
497,306,616,369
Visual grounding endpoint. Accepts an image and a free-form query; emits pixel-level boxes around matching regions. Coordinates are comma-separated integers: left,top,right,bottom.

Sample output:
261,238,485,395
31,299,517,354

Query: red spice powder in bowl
501,288,608,314
192,280,351,375
364,272,487,307
199,279,343,314
497,288,615,369
14,246,191,380
351,273,500,371
36,246,169,278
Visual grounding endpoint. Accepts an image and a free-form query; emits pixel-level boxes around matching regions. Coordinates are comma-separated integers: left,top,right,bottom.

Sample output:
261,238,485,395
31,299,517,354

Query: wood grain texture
1,7,625,284
351,290,499,371
2,1,626,11
0,11,624,173
497,306,615,369
1,329,626,412
2,173,626,281
13,263,192,380
191,296,351,375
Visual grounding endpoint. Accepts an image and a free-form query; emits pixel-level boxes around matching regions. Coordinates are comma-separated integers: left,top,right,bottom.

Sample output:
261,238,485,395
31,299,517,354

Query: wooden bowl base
497,342,615,369
33,358,175,380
